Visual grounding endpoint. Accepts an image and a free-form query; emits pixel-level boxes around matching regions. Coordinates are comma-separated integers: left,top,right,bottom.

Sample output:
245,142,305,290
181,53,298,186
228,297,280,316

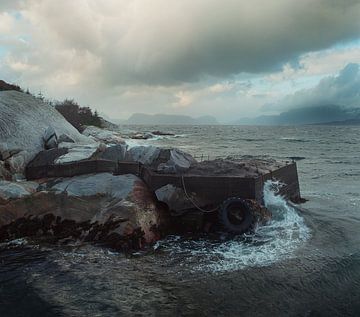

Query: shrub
55,99,102,132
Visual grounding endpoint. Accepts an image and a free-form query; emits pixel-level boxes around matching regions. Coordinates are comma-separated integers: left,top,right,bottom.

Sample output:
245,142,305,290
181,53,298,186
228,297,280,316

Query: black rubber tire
218,197,254,234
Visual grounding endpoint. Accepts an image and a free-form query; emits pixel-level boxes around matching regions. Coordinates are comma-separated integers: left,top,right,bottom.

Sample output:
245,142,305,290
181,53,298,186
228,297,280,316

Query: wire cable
181,175,218,213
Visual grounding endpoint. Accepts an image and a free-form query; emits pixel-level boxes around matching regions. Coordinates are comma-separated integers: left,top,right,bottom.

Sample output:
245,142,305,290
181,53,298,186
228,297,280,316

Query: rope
181,175,219,213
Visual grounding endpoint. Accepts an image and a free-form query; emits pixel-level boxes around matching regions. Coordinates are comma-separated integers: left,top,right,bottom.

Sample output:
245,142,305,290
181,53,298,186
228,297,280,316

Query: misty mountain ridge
234,105,360,125
124,113,218,125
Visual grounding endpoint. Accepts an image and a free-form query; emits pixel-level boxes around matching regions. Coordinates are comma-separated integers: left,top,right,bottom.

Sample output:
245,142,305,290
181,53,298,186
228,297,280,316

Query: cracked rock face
0,173,167,250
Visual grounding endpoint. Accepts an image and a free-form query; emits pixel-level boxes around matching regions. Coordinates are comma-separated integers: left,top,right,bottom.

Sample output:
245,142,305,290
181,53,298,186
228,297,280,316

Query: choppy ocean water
1,125,359,316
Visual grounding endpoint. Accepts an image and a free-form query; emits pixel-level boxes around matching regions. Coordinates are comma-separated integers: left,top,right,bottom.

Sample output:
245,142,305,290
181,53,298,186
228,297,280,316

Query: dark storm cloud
278,63,360,109
15,0,360,86
1,0,360,120
101,0,360,85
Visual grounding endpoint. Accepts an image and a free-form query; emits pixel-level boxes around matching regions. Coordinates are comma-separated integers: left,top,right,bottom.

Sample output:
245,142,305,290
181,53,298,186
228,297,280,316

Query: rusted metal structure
139,162,300,205
26,158,301,233
26,159,301,205
26,159,117,180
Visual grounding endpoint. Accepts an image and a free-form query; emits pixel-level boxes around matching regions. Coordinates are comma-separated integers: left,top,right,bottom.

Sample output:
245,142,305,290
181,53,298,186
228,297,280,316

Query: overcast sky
0,0,359,122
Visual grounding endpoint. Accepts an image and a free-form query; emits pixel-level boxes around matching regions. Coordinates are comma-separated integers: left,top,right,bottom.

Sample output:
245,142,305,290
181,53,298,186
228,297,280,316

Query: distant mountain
125,113,218,125
234,105,360,125
314,118,360,125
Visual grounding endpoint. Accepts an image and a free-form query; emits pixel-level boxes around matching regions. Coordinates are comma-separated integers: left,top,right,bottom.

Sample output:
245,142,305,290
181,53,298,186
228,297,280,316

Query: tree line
55,99,102,132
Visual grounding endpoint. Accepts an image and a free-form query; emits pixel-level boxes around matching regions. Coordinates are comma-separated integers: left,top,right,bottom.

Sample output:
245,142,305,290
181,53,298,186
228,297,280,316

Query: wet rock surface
0,180,38,204
0,173,168,250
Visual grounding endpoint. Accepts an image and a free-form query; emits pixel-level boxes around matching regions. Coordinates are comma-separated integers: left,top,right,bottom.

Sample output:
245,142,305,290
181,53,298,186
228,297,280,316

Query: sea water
0,125,359,316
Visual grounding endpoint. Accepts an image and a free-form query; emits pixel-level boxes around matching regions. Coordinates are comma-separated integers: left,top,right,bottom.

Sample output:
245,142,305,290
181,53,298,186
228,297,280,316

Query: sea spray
155,180,311,272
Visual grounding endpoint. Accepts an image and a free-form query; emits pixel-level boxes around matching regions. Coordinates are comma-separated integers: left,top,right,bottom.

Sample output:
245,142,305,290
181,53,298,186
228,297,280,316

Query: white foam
155,180,311,272
150,134,186,140
124,139,148,148
0,237,29,248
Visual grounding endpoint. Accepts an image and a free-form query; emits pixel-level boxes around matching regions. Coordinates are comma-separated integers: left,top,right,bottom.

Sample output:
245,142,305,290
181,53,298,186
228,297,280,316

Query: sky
0,0,359,122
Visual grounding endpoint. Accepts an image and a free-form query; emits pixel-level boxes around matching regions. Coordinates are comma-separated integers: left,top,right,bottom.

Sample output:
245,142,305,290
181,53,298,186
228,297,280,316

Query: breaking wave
0,237,29,249
154,180,310,272
125,133,186,148
280,137,309,143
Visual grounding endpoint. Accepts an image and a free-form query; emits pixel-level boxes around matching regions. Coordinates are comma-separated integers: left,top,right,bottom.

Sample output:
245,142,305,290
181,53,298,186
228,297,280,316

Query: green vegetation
0,80,22,92
55,99,102,132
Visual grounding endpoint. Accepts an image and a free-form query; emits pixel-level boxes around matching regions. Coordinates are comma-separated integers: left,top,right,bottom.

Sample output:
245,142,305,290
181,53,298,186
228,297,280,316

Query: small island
0,83,301,250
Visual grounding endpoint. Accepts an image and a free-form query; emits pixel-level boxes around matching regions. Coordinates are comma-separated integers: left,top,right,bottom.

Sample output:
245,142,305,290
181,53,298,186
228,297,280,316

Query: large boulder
0,91,90,177
0,180,38,204
125,146,196,173
0,173,167,249
99,144,127,162
27,148,69,167
56,142,105,164
157,148,196,173
125,145,161,166
82,126,125,145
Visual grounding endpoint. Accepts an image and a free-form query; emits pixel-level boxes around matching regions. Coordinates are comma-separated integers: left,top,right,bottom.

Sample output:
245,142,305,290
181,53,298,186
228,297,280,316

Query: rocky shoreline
0,90,275,251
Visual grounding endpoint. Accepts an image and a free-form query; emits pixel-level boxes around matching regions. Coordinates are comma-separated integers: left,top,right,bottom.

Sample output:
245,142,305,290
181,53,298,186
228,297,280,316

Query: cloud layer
1,0,360,86
0,0,359,120
274,63,360,110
